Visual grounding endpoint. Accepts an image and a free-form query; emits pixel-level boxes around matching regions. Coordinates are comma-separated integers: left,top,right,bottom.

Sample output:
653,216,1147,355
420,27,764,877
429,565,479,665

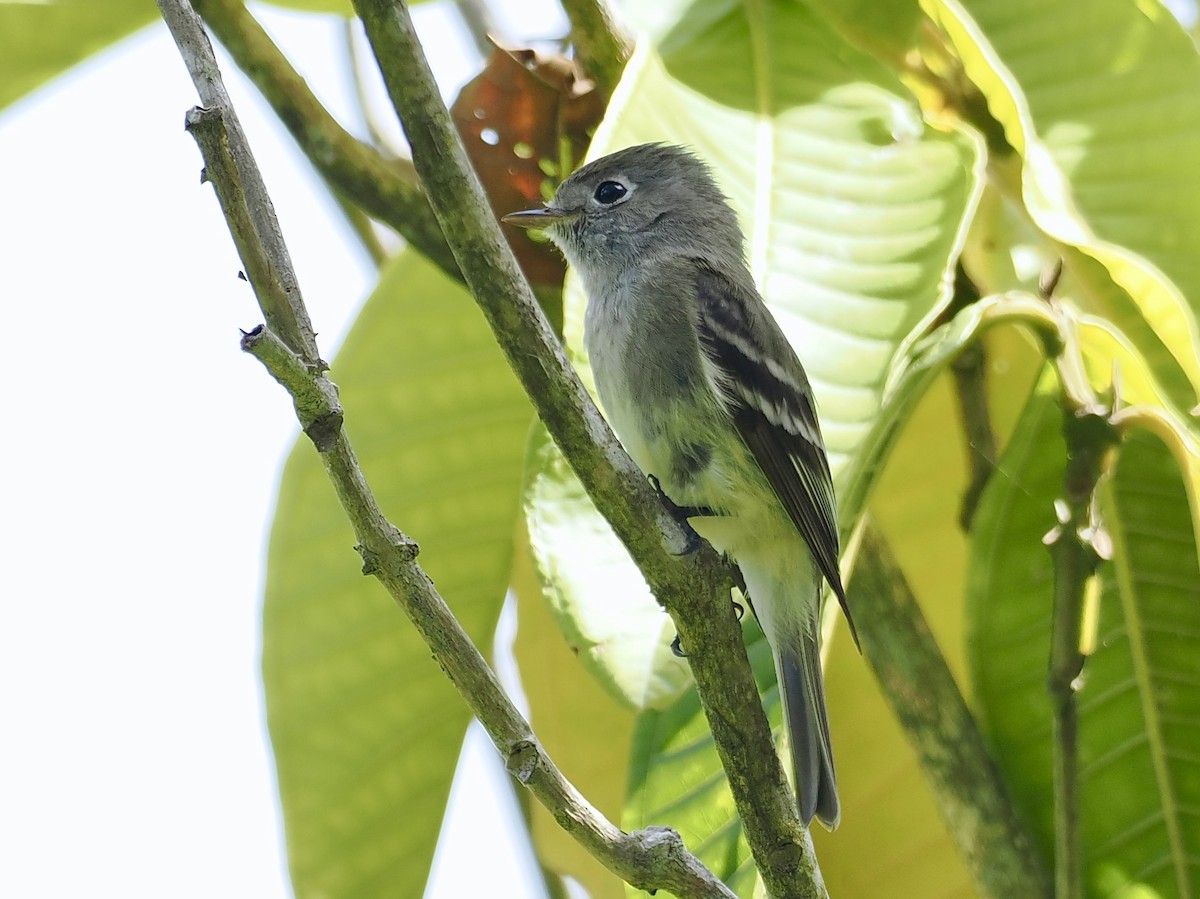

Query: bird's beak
501,207,571,230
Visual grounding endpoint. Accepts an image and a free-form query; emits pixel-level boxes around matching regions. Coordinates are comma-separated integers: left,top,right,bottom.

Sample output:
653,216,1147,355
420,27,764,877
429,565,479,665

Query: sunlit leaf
263,251,532,897
925,0,1200,408
522,424,691,710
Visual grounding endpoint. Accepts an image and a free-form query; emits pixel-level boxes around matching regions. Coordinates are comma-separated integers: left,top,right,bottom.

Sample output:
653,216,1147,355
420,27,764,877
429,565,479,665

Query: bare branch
349,0,825,895
240,325,735,898
341,17,407,157
159,3,318,364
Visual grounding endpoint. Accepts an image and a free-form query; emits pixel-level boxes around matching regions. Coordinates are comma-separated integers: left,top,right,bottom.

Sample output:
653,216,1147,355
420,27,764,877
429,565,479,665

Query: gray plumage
504,143,854,829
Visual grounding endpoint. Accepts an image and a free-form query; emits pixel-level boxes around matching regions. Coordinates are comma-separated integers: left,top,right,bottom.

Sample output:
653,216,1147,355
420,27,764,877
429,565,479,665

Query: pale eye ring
593,181,627,204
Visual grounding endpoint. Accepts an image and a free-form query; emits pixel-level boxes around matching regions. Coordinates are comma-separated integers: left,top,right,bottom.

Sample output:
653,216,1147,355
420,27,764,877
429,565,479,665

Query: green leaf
958,181,1194,408
968,374,1200,897
0,0,157,112
1088,432,1200,898
263,250,532,898
925,0,1200,407
804,0,924,63
522,423,692,711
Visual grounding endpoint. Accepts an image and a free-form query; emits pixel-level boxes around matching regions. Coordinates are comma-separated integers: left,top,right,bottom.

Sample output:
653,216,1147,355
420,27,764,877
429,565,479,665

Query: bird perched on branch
505,143,855,829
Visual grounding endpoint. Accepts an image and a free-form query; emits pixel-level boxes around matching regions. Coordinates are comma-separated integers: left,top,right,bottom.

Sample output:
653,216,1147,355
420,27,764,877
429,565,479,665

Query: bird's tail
778,634,839,829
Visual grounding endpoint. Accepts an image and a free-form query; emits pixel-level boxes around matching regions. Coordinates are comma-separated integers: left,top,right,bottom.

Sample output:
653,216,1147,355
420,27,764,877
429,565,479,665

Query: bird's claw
671,633,687,658
648,474,713,556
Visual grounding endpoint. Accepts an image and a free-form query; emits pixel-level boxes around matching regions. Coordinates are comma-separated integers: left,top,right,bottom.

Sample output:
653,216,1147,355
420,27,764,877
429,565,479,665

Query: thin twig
1043,402,1116,899
192,0,460,280
945,266,998,530
953,338,997,530
341,17,405,156
1038,277,1117,899
157,2,736,895
349,0,826,895
159,5,318,364
332,189,390,269
560,0,634,95
853,522,1053,899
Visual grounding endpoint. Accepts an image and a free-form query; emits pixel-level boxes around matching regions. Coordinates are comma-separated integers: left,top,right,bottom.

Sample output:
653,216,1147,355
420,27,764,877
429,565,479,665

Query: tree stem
1044,401,1117,899
853,522,1053,899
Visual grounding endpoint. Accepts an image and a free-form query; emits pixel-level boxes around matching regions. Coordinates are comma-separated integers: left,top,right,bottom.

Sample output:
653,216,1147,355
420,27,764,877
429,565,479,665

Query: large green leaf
959,178,1196,409
518,0,980,886
263,251,532,898
523,423,691,711
0,0,157,112
968,374,1200,898
798,0,924,64
925,0,1200,408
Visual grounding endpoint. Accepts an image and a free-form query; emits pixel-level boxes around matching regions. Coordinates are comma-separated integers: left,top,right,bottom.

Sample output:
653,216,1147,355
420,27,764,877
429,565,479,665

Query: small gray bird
504,143,855,829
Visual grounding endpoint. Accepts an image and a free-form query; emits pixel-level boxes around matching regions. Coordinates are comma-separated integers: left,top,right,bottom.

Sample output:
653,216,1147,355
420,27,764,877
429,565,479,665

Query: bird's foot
670,597,742,661
648,474,716,556
670,633,687,658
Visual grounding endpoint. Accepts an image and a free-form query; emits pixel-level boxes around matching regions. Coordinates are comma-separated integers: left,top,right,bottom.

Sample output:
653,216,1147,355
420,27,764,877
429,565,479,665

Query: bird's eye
593,181,628,205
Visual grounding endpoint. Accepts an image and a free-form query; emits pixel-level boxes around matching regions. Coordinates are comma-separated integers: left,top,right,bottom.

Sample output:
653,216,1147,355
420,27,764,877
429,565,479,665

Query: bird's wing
691,261,856,642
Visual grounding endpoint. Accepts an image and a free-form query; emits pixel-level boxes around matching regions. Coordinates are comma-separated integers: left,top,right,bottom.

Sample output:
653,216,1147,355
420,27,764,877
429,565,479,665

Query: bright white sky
0,3,565,896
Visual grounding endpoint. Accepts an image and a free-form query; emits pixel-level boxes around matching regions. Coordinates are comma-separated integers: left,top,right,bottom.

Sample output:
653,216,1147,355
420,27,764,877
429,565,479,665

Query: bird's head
503,143,743,274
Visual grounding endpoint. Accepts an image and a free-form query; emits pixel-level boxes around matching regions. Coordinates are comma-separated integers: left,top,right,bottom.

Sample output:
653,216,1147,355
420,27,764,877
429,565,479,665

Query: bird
503,142,854,829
